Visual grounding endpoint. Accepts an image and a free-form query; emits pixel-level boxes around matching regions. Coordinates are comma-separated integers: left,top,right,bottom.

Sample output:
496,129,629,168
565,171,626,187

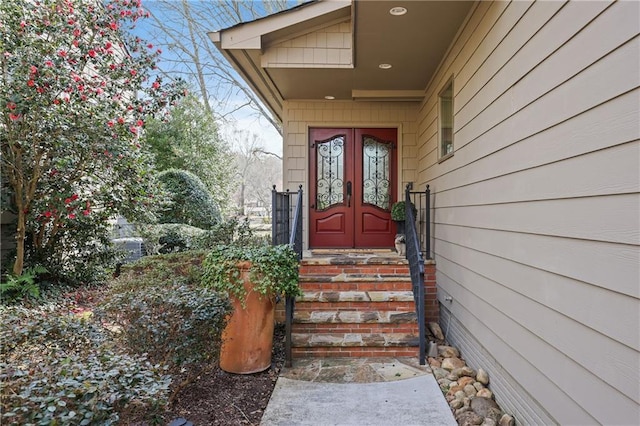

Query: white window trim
438,76,454,162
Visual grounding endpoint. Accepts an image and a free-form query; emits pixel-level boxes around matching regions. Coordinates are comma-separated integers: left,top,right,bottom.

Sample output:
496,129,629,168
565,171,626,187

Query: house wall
262,21,352,68
281,100,420,247
416,0,640,424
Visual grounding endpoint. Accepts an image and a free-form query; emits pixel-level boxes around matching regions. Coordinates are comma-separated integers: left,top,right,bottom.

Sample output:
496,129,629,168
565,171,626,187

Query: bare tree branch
144,1,301,136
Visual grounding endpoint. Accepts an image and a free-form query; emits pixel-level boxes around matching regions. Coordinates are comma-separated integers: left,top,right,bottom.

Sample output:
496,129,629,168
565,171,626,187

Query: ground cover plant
0,301,171,425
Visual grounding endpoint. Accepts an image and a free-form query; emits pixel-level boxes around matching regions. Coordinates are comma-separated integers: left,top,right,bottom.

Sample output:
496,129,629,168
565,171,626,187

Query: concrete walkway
260,358,456,426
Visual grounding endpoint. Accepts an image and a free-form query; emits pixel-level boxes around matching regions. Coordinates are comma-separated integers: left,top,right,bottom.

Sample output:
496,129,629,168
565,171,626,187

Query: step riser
300,282,412,291
293,324,419,334
299,266,409,276
294,310,417,324
292,348,419,358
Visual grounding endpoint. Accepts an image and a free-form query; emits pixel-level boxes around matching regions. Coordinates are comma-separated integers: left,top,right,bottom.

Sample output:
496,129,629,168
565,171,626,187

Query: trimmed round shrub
157,169,220,229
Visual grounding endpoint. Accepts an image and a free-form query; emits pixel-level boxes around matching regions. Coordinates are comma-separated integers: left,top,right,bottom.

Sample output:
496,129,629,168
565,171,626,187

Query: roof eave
208,0,352,121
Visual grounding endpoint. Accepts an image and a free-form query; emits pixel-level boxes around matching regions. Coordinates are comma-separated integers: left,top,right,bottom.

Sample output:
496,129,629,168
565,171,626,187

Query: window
439,78,454,159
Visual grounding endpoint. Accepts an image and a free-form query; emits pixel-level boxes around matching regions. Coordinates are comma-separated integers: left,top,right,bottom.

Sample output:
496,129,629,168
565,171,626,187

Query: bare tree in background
228,128,282,218
144,0,298,135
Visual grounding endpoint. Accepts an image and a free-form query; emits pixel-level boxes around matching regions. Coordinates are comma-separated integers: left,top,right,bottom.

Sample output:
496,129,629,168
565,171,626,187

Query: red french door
309,128,397,248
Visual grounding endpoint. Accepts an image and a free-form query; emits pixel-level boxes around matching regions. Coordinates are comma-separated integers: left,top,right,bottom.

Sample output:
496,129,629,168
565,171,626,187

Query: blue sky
131,1,303,156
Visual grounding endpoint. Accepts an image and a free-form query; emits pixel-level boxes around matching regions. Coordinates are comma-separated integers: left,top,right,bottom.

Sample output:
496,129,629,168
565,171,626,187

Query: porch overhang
208,0,474,122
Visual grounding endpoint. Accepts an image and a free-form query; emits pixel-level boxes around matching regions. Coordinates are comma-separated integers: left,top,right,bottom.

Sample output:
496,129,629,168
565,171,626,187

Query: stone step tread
299,273,411,283
291,332,419,348
293,310,417,324
301,257,408,266
297,291,415,303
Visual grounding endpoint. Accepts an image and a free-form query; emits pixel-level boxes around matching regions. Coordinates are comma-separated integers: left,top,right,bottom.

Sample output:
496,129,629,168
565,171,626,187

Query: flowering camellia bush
0,0,184,281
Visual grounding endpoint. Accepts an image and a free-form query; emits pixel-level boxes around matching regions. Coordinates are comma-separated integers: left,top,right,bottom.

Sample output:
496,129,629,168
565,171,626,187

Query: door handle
346,181,352,207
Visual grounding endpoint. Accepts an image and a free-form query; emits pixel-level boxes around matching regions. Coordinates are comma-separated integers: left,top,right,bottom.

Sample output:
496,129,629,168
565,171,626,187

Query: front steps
290,250,429,359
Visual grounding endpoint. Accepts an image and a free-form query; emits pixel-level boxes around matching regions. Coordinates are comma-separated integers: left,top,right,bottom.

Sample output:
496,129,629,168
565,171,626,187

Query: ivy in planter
201,244,301,307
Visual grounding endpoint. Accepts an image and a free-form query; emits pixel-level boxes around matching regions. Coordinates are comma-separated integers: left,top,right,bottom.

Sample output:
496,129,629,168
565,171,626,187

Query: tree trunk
13,209,26,276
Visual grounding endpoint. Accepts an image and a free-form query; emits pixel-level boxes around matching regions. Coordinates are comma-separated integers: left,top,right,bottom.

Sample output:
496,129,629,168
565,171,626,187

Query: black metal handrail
406,185,431,260
405,183,427,365
271,185,303,367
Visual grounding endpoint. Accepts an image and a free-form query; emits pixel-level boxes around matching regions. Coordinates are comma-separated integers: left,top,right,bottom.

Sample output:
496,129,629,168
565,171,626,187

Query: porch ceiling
208,0,474,121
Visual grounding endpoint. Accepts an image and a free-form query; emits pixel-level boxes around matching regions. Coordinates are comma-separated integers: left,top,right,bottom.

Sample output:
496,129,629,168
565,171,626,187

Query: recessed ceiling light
378,63,392,69
389,7,407,16
324,95,335,100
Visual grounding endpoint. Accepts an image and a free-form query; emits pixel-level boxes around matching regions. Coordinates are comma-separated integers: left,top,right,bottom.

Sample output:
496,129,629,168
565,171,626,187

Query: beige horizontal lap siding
282,101,419,248
419,0,640,424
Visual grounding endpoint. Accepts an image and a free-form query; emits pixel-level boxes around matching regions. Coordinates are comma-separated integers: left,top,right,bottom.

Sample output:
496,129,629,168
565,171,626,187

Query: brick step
293,310,417,324
297,290,415,303
291,332,418,348
292,346,419,358
293,323,419,335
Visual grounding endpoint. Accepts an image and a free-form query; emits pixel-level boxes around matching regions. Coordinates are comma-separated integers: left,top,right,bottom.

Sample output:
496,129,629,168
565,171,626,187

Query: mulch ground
162,325,286,425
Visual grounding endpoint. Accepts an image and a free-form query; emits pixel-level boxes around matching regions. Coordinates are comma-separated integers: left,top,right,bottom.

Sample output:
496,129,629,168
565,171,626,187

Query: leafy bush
137,218,267,255
98,252,231,369
157,169,221,229
0,304,170,425
19,211,125,286
202,244,301,306
390,201,417,221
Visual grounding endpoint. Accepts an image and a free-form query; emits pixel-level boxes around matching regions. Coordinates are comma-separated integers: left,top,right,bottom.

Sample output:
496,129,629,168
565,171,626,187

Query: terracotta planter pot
219,262,275,374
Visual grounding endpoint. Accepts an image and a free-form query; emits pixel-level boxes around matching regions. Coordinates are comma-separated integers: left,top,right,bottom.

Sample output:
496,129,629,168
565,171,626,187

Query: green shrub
20,212,123,286
98,253,231,369
157,169,220,229
390,201,417,221
137,218,267,255
0,304,170,425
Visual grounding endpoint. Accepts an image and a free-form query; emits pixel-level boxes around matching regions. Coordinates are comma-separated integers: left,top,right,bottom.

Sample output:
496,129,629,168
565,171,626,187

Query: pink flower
7,102,16,110
136,119,143,126
82,209,91,216
88,50,97,58
105,42,112,50
27,80,35,87
107,120,114,127
73,28,81,37
117,117,125,124
44,211,52,218
129,125,138,134
45,60,53,67
58,50,67,57
29,65,37,74
147,43,153,49
9,113,21,121
65,198,72,204
68,213,76,219
71,193,79,201
152,81,160,89
68,19,74,25
129,69,137,76
20,21,26,28
109,22,118,31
